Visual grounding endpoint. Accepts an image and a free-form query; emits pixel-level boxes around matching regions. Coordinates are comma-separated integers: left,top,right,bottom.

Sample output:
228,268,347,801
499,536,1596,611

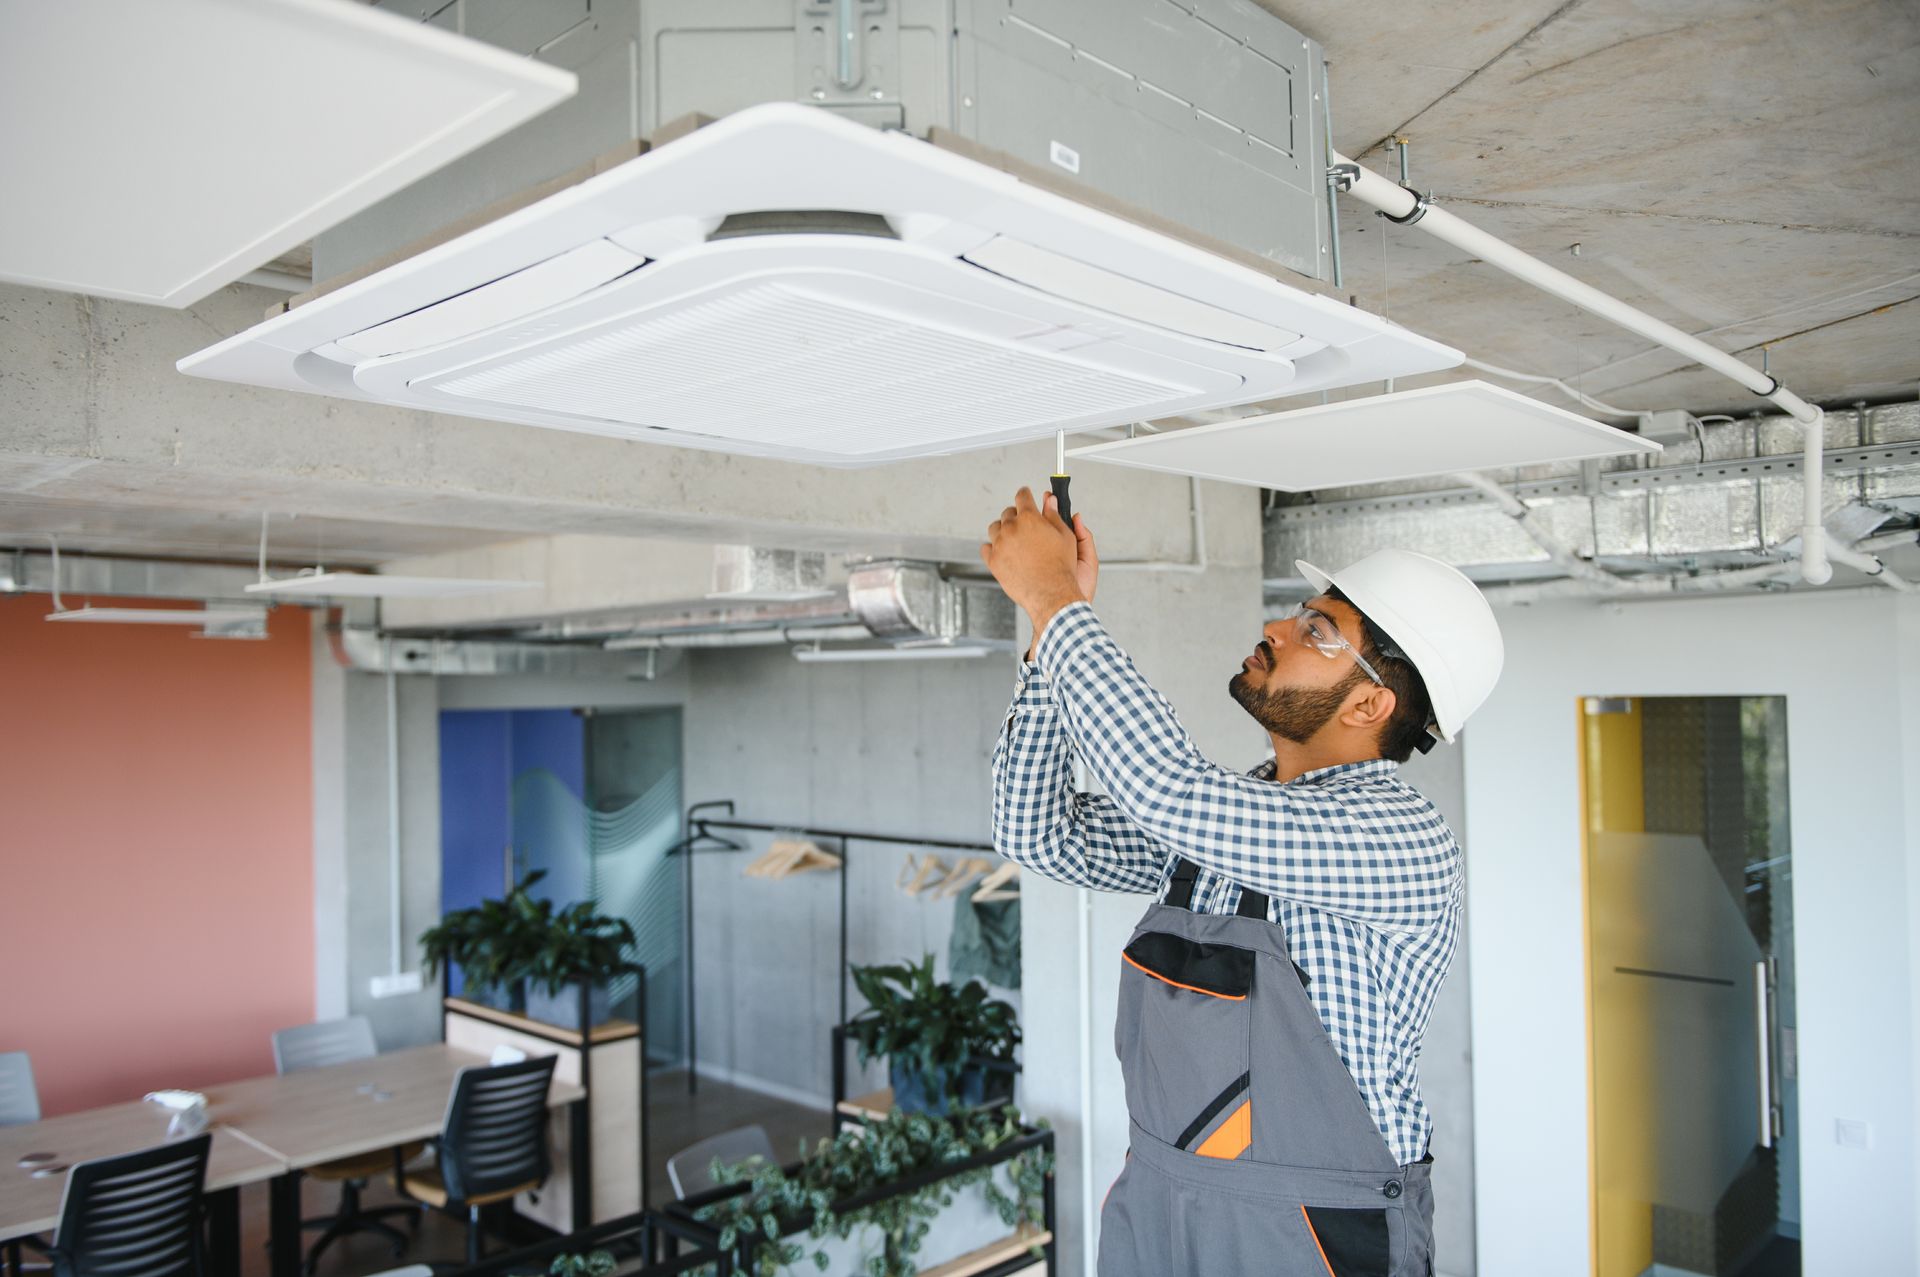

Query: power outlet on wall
370,971,423,999
1835,1117,1872,1150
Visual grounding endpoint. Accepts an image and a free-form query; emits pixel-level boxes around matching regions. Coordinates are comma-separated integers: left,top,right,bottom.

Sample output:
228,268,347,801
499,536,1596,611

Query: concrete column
309,627,444,1049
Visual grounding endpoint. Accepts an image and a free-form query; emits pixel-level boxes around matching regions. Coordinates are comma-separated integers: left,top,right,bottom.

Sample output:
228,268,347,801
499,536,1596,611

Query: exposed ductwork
1265,402,1920,603
589,559,1016,653
328,625,662,679
2,548,261,602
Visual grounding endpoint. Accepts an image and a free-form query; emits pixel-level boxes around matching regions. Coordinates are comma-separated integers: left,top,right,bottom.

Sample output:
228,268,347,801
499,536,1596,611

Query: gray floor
235,1069,829,1276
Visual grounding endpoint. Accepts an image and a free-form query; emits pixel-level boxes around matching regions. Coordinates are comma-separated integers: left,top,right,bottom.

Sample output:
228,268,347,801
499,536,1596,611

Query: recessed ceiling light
0,0,575,307
793,645,996,663
1068,380,1661,491
245,572,541,599
46,606,265,627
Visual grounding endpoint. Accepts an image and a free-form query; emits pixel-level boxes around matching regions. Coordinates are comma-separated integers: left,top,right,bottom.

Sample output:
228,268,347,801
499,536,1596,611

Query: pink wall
0,594,314,1115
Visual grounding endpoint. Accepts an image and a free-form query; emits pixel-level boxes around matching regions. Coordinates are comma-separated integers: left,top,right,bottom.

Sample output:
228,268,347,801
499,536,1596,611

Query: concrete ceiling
0,487,515,566
1260,0,1920,415
1,0,1914,569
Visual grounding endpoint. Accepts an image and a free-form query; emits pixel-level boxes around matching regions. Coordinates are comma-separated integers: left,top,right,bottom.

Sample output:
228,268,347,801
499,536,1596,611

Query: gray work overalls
1098,859,1435,1276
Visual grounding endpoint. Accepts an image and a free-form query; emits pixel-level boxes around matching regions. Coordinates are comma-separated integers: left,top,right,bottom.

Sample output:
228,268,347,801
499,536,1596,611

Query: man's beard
1229,666,1366,742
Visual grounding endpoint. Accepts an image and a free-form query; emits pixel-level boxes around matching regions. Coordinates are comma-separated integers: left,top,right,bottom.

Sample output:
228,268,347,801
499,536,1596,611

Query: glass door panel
585,708,684,1063
1582,696,1798,1277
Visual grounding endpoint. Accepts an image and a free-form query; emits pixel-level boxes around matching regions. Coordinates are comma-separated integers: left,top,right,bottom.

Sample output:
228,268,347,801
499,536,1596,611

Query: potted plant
523,897,642,1031
549,1251,616,1277
847,955,1019,1116
418,871,548,1012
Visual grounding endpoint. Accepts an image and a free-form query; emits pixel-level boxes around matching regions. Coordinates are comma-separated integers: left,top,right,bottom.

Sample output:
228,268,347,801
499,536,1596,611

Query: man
980,486,1502,1277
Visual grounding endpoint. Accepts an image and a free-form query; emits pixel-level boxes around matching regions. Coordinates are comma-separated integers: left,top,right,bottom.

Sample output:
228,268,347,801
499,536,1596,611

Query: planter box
890,1058,1016,1117
525,980,614,1031
463,978,525,1014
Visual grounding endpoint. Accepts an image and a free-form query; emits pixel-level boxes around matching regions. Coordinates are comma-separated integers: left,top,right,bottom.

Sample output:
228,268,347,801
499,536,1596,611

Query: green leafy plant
696,1106,1052,1277
525,897,640,997
846,955,1019,1105
418,870,551,997
549,1251,617,1277
419,871,640,1004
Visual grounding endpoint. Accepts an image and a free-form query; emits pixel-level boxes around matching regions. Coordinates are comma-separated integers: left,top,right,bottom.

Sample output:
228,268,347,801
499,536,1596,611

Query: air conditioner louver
181,104,1461,467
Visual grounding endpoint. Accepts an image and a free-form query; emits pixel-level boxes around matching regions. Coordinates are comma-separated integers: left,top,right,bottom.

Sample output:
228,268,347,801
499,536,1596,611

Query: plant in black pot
847,954,1020,1116
418,871,549,1012
523,897,641,1032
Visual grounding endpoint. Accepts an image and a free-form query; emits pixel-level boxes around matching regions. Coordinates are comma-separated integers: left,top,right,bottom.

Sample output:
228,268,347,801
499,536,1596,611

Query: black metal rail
667,800,998,1097
451,1207,735,1276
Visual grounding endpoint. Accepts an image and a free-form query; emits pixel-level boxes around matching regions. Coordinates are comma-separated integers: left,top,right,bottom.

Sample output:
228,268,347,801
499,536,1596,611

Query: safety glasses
1277,605,1387,687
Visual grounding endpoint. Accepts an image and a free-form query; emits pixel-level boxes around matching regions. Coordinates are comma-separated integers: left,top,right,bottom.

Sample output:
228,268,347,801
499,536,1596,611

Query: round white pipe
1332,151,1832,585
1825,543,1914,591
384,639,403,978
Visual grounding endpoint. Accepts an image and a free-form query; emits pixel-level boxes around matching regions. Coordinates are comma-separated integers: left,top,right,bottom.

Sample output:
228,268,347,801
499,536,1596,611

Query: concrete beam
1,282,1224,566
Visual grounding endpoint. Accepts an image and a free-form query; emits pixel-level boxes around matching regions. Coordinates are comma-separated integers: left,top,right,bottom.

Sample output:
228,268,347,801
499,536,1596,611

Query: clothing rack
666,799,998,1096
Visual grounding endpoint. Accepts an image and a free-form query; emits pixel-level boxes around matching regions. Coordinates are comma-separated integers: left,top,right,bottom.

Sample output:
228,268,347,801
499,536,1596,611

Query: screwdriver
1050,429,1072,527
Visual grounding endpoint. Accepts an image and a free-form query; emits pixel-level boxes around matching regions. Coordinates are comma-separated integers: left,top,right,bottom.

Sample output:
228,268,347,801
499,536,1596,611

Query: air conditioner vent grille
708,210,896,241
425,280,1211,456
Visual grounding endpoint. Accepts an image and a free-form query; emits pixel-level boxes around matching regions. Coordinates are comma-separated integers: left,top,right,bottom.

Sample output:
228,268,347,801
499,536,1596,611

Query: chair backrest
272,1016,377,1074
437,1055,557,1204
667,1124,776,1199
0,1051,41,1125
53,1134,210,1277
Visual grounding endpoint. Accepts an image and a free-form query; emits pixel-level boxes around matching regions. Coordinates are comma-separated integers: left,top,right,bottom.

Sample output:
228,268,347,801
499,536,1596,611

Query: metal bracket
804,0,889,93
1377,187,1433,226
1327,162,1359,193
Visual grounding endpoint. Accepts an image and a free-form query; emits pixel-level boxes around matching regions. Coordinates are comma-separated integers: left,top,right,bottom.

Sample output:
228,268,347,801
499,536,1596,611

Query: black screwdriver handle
1050,473,1073,528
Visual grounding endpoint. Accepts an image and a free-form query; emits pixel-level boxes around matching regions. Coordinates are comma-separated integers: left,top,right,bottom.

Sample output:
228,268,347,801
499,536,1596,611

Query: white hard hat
1296,549,1503,744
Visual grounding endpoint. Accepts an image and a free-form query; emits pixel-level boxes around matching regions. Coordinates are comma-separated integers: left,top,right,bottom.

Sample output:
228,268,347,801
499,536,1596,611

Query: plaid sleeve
1034,602,1458,929
989,660,1171,894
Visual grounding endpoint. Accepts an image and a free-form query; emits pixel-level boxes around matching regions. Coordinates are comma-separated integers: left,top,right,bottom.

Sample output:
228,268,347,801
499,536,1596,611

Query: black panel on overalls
1098,859,1436,1276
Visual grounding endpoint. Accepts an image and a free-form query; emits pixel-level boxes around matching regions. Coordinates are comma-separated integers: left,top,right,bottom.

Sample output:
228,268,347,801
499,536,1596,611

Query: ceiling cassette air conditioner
181,104,1460,467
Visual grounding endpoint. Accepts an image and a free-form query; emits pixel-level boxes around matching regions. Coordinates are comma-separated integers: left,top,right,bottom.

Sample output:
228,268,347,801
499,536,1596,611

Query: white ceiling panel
1069,380,1661,491
0,0,575,308
244,571,540,599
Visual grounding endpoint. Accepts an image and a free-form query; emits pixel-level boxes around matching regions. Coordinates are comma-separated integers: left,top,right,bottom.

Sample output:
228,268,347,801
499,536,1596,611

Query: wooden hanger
744,837,841,879
899,853,949,896
971,861,1021,902
934,857,994,899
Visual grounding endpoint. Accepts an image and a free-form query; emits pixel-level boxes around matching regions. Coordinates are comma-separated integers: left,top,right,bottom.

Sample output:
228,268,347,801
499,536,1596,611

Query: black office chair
270,1017,425,1274
390,1055,558,1264
46,1134,210,1277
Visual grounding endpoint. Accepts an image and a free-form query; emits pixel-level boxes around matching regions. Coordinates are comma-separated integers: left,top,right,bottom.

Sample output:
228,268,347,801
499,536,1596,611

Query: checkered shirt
990,601,1462,1166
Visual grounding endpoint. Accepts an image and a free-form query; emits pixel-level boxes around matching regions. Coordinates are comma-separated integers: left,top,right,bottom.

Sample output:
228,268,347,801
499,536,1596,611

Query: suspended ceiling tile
0,0,575,308
1069,380,1660,492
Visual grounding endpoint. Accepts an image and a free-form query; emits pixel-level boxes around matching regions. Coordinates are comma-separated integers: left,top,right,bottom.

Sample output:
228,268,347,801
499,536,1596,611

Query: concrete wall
1396,738,1476,1277
680,644,1018,1106
1463,590,1920,1276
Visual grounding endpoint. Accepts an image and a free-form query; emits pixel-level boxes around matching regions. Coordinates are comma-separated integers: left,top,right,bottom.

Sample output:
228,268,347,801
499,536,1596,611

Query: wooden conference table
0,1044,585,1277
